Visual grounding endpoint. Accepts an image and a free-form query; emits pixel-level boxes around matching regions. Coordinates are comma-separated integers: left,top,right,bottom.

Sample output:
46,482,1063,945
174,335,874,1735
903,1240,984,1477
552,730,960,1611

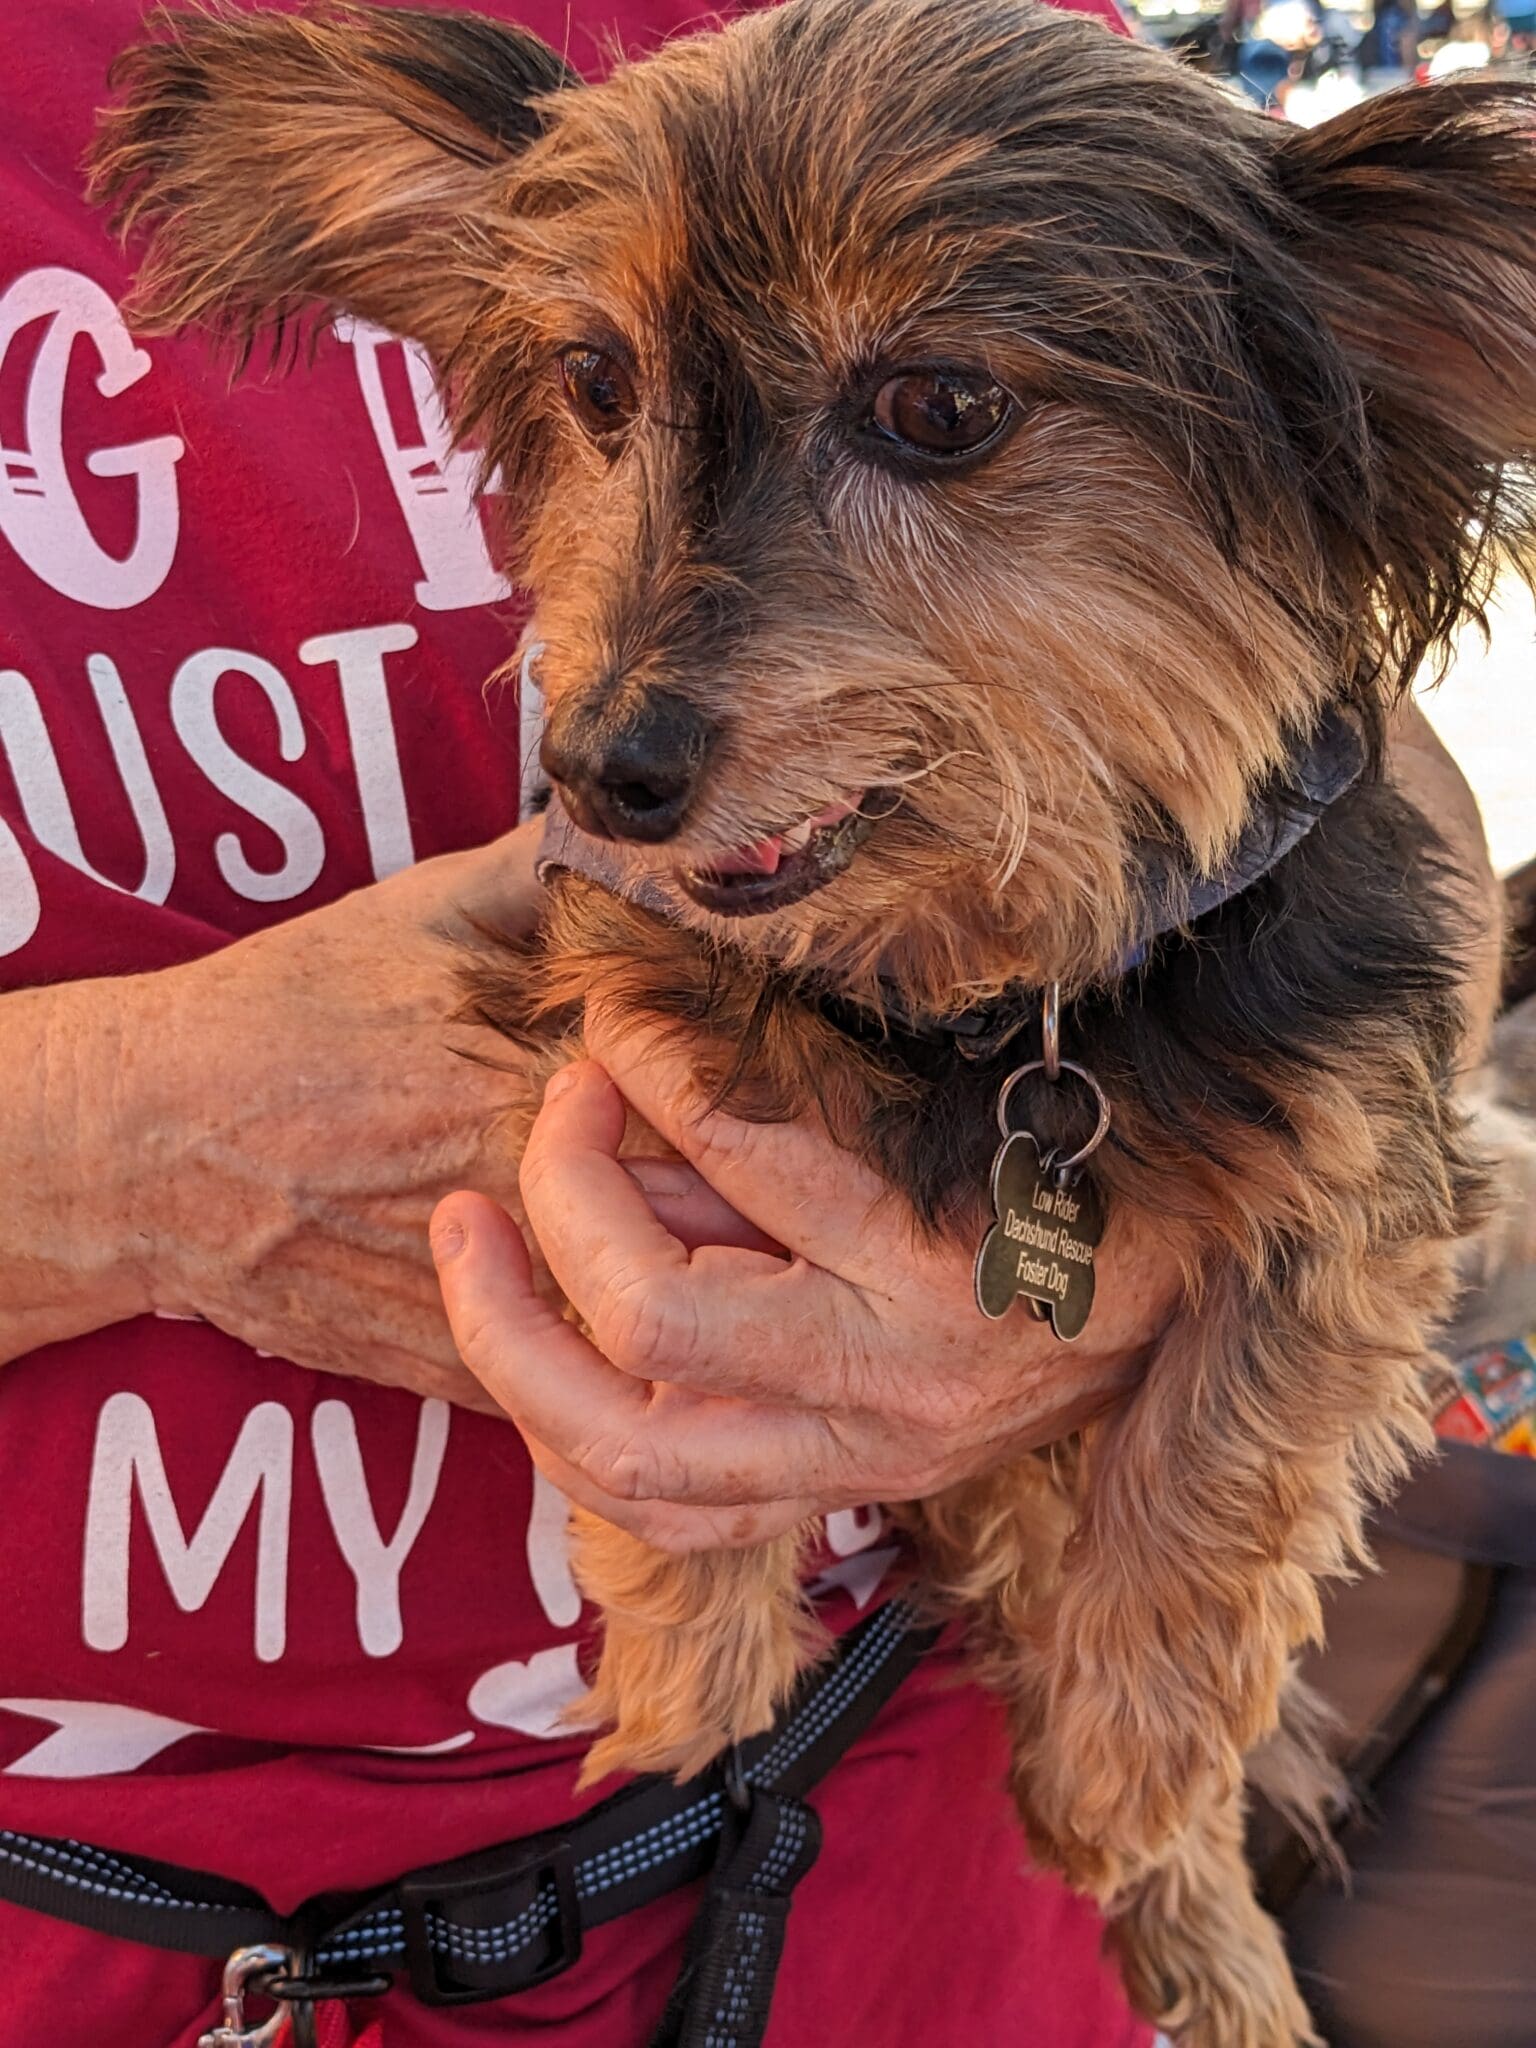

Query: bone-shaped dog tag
974,1131,1104,1341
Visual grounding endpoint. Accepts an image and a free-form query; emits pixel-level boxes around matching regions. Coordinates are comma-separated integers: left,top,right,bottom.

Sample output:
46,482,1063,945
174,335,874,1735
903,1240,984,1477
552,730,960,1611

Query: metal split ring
1041,980,1061,1083
993,1057,1112,1176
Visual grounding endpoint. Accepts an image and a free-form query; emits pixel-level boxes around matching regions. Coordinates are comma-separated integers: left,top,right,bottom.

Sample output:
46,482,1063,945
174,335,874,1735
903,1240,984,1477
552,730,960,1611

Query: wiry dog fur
93,4,1536,2038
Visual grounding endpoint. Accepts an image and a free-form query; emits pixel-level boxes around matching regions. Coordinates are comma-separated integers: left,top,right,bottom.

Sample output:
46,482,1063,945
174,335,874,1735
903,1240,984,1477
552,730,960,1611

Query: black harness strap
0,1599,937,2047
648,1776,823,2048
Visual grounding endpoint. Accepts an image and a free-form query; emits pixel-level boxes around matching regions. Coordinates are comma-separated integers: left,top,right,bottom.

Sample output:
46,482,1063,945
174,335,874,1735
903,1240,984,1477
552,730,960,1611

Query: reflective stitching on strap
426,1897,554,1961
703,1906,770,2048
58,1839,182,1901
316,1916,403,1968
319,1798,730,1969
315,1616,883,1973
577,1794,724,1897
0,1833,229,1913
0,1599,922,1983
750,1806,809,1894
750,1600,916,1784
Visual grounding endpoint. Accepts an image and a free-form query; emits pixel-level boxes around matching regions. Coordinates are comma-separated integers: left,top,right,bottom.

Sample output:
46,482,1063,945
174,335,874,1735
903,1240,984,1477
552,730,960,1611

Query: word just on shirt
0,265,541,957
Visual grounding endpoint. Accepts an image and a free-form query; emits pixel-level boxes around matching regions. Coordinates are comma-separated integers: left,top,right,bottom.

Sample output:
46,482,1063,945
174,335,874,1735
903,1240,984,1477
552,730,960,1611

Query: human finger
624,1156,785,1256
431,1190,893,1504
581,1001,901,1280
519,1063,876,1402
519,1432,819,1552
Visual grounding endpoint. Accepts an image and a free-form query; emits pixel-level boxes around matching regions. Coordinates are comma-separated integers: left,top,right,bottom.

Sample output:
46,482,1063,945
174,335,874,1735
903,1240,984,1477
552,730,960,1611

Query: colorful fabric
1432,1337,1536,1455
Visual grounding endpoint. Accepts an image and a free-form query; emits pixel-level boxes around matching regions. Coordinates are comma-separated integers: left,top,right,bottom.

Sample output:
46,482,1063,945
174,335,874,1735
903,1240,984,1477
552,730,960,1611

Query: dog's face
96,0,1536,1009
490,2,1335,1008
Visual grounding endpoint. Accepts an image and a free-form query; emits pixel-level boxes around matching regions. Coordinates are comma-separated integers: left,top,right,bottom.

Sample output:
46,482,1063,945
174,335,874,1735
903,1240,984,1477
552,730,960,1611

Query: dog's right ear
89,3,577,363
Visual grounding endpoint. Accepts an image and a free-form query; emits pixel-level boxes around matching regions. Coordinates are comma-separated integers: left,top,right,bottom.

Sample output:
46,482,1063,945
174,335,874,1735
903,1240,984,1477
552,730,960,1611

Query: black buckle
398,1835,581,2007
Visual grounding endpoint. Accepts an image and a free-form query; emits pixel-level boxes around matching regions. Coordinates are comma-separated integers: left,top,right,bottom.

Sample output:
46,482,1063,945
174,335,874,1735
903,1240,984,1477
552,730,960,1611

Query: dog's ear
89,3,577,364
1273,82,1536,669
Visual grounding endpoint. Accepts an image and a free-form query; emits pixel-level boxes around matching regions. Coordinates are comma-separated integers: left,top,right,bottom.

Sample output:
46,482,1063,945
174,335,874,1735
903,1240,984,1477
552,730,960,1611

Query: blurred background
1421,574,1536,877
1133,0,1536,118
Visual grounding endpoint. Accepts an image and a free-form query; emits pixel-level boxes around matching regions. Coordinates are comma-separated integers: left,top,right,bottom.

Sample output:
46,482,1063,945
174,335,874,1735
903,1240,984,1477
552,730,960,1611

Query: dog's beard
519,395,1337,1013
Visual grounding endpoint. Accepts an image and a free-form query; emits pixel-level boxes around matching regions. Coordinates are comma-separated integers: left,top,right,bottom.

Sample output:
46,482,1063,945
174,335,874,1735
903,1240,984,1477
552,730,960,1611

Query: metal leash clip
199,1941,393,2048
198,1945,298,2048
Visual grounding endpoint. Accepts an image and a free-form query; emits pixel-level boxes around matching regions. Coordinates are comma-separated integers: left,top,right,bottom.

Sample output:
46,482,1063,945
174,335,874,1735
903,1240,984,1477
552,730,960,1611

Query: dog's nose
540,695,710,843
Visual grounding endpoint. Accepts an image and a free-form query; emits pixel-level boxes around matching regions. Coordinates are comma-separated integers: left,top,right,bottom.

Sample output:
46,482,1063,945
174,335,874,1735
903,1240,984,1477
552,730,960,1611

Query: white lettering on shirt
810,1508,897,1611
0,1699,207,1778
0,658,175,910
168,646,327,902
0,816,40,956
31,1391,811,1769
0,284,521,953
82,1392,294,1664
298,623,420,879
466,1646,590,1741
0,267,183,609
825,1507,886,1558
333,317,510,612
311,1397,449,1658
525,1466,581,1629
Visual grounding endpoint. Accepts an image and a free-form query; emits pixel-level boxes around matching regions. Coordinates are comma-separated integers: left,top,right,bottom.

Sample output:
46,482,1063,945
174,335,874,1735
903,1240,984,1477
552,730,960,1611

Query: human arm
0,822,547,1403
1390,697,1503,1062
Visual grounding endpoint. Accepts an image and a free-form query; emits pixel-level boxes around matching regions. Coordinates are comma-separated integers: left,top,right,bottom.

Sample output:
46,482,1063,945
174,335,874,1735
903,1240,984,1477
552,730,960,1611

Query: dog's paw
570,1524,827,1787
577,1711,743,1790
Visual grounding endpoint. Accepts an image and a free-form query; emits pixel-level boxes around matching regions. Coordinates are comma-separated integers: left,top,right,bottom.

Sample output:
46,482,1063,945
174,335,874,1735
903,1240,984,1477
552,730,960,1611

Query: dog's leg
913,1460,1325,2044
1113,1782,1323,2048
572,1513,825,1785
906,1451,1074,1743
1020,1227,1452,1902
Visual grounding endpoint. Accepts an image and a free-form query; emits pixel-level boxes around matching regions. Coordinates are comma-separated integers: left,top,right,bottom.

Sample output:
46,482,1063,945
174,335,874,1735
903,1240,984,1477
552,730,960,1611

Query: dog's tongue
704,800,860,879
716,835,783,876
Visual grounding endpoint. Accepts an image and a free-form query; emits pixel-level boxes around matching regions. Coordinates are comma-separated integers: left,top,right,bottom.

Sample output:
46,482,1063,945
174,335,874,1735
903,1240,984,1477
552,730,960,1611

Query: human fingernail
430,1206,468,1262
544,1062,583,1103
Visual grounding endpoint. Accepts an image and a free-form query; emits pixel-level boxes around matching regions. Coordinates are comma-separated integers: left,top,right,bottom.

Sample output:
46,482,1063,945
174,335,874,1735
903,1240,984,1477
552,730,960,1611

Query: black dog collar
534,702,1368,1060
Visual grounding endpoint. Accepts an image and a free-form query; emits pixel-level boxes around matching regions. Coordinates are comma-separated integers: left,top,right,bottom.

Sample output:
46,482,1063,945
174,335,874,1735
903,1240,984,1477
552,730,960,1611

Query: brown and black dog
93,5,1536,2038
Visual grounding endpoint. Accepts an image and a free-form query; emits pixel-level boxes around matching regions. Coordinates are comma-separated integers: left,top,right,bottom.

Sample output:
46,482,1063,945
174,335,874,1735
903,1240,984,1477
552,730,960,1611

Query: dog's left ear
1276,80,1536,437
1273,83,1536,664
89,3,579,364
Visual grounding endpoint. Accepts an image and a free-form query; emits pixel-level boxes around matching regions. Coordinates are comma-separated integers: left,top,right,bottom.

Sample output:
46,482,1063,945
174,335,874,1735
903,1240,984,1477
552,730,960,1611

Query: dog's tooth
808,792,860,830
780,819,814,852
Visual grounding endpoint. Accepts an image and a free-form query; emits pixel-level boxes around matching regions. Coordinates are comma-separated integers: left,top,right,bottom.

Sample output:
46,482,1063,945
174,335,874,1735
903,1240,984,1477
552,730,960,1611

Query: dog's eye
559,346,636,438
869,369,1011,457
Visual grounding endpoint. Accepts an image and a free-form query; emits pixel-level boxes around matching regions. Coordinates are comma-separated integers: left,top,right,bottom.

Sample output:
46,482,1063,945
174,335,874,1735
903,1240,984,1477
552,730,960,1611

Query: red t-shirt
0,3,1148,2043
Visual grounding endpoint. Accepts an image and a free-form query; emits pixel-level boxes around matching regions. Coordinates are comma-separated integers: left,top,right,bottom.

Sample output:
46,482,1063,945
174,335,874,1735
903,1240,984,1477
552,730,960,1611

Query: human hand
431,1003,1177,1547
113,823,548,1407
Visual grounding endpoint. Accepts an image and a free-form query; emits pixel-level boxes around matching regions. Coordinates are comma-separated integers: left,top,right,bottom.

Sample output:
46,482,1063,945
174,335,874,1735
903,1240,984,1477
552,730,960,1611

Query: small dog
94,5,1536,2039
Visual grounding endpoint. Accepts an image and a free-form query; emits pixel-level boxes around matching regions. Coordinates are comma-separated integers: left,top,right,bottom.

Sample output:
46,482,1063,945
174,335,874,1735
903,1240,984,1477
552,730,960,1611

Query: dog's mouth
675,789,884,916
